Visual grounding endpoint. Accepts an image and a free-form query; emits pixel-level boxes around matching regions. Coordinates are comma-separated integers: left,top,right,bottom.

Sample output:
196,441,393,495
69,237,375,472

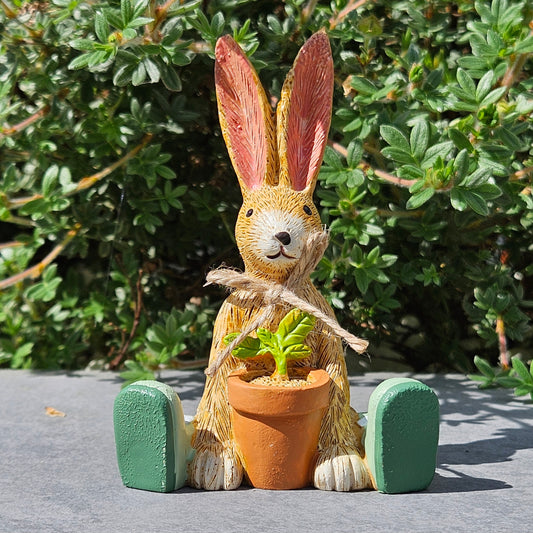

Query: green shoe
114,380,195,492
364,378,439,494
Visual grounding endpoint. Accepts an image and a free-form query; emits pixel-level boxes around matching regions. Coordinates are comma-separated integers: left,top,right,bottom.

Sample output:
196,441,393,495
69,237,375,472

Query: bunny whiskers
204,231,369,376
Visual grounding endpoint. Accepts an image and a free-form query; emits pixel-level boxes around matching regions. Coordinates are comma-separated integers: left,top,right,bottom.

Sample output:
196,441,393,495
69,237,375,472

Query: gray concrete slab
1,369,531,533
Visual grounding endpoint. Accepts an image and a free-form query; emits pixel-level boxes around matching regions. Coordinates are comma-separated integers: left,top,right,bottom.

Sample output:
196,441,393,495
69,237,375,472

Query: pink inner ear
215,37,266,191
287,34,333,191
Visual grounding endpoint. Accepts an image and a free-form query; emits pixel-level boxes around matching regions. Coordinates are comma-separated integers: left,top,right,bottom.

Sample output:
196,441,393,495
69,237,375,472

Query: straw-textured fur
189,32,372,491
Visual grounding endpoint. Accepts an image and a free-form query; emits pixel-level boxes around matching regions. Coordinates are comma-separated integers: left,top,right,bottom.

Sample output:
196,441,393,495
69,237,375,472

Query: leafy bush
1,0,531,378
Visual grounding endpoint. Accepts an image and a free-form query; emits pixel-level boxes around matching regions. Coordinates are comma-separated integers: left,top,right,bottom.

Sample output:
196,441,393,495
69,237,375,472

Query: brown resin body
189,32,372,491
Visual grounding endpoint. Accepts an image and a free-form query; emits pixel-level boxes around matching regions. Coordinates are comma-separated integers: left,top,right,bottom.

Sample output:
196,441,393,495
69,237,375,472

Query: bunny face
215,31,333,282
236,187,322,280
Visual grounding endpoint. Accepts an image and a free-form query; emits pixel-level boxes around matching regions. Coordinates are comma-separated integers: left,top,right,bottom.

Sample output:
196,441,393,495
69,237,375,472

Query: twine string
204,230,368,376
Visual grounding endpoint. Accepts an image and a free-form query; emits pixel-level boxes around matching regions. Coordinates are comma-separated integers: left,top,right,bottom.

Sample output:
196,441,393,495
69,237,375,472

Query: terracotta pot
227,368,330,490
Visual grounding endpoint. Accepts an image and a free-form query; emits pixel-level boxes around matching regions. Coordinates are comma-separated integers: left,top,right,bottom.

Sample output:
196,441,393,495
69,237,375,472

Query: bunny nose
275,232,291,246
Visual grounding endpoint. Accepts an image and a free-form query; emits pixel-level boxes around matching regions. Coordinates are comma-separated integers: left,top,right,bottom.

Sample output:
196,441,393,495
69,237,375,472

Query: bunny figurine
189,31,373,492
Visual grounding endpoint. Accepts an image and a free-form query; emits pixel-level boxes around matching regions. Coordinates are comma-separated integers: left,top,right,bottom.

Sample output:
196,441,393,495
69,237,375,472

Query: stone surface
1,369,532,533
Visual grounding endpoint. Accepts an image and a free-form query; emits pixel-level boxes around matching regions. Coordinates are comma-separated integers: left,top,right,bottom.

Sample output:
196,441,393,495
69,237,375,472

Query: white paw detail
314,446,372,491
189,444,243,490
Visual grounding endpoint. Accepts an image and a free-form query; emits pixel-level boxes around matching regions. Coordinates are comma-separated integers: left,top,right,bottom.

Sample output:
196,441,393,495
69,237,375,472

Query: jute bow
204,230,369,376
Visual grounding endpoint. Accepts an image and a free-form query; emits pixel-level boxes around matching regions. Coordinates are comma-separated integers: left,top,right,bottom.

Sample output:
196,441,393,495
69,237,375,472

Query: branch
496,315,509,370
328,140,417,188
510,166,533,181
0,241,24,251
329,0,368,29
0,224,81,291
109,268,145,370
6,134,153,210
0,105,51,139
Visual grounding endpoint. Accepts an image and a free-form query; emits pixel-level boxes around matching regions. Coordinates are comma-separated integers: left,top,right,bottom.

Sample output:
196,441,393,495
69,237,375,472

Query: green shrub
0,0,531,377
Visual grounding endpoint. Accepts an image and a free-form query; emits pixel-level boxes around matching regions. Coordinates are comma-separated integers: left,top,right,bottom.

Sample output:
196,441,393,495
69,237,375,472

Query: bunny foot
313,445,372,491
188,442,243,490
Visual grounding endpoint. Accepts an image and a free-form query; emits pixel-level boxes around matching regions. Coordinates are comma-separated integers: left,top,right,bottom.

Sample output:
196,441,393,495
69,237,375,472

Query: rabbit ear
277,31,334,193
215,35,277,193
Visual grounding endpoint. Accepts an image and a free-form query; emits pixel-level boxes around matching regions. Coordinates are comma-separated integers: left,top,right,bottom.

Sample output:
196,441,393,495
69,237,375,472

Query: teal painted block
113,381,194,492
365,378,439,494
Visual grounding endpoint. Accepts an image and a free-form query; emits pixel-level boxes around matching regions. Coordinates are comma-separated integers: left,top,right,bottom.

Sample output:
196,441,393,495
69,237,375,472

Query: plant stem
6,134,153,209
109,267,145,369
0,105,51,139
0,224,81,290
501,52,530,95
496,315,509,370
329,0,367,29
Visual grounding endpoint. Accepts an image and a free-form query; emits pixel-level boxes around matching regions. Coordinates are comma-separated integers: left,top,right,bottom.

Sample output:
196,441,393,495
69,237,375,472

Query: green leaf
70,38,97,51
225,334,262,359
421,141,454,168
143,58,160,83
256,328,276,348
129,61,146,85
346,140,363,167
350,76,377,95
512,357,533,384
68,53,93,70
494,376,522,389
410,121,429,161
276,309,316,353
457,68,476,95
463,190,489,216
475,70,494,103
380,125,411,153
95,11,110,42
121,0,133,25
382,147,416,164
473,355,495,379
160,66,182,91
449,129,474,153
514,385,533,397
42,165,59,196
407,187,435,210
479,87,506,107
468,374,491,383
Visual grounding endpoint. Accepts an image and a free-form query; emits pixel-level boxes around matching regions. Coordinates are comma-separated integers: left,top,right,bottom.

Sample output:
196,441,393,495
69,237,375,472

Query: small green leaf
42,165,59,197
350,76,377,95
225,334,262,359
463,190,489,216
512,357,533,384
160,66,182,91
68,53,93,70
380,125,411,153
121,0,133,25
514,385,533,397
475,70,494,103
95,11,110,42
276,309,315,352
494,376,522,389
449,128,474,152
473,355,495,379
410,121,429,161
407,187,435,209
457,68,476,94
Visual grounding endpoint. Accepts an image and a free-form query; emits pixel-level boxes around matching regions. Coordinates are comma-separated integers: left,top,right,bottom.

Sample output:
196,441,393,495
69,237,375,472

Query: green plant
224,309,316,381
0,0,531,379
469,355,533,400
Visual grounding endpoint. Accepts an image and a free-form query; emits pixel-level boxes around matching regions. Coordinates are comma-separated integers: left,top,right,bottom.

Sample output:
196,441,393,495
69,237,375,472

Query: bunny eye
303,205,312,216
245,208,254,217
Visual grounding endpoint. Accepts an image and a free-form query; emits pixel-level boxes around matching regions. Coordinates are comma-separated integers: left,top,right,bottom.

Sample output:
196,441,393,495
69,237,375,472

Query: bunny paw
313,446,372,491
188,442,243,490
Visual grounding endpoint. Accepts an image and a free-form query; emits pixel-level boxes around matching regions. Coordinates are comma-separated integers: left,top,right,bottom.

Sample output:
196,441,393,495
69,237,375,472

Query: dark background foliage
1,0,532,381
